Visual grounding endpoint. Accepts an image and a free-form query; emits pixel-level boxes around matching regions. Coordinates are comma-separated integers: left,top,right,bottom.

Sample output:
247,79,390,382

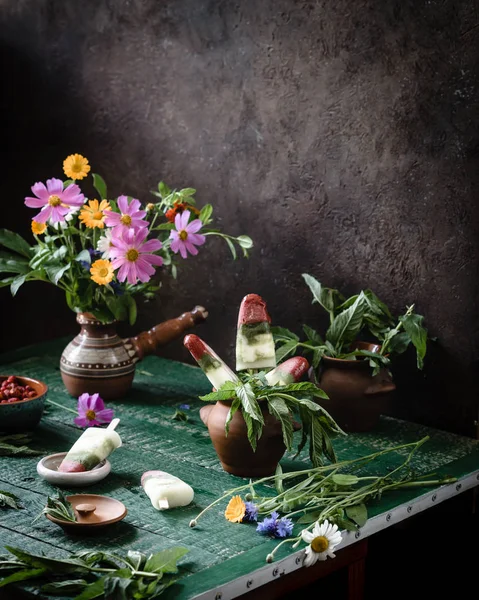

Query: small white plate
37,452,111,487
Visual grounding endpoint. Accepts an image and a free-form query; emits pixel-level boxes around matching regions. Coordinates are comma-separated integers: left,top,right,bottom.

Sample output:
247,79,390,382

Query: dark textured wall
1,1,478,435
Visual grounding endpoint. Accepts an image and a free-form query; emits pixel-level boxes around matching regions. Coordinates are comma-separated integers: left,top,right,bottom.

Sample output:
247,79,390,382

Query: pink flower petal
170,238,181,253
95,408,114,423
33,207,52,223
170,230,179,241
133,227,149,245
116,262,130,282
174,212,183,231
117,195,129,214
77,393,91,414
46,178,63,195
89,393,104,412
179,241,188,259
25,196,47,208
145,254,164,266
140,238,162,253
111,257,125,269
126,262,138,284
31,182,49,200
188,233,206,246
184,240,199,256
179,210,191,231
186,219,203,234
74,416,89,427
49,206,68,224
129,198,141,213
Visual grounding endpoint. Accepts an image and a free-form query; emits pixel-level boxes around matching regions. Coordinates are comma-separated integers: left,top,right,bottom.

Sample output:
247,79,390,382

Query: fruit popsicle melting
141,470,194,510
265,356,310,386
58,418,122,473
236,294,276,371
184,334,239,389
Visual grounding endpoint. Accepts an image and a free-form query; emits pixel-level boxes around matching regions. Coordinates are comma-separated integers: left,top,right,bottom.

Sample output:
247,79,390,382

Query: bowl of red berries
0,375,48,432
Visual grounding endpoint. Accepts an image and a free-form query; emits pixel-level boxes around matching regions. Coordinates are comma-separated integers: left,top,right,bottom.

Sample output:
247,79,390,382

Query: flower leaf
326,292,367,350
225,397,241,435
302,273,343,316
345,503,368,527
144,547,189,574
399,311,428,369
267,397,293,451
302,324,323,344
0,251,30,274
235,383,264,425
274,340,298,363
331,474,360,486
10,274,26,297
0,567,47,588
41,579,88,595
199,381,236,402
199,204,213,225
271,326,299,342
92,173,107,200
0,490,22,509
0,229,32,258
4,547,87,573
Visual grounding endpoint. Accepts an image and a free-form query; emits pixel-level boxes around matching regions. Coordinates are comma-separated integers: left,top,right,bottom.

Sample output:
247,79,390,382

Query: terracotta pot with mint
184,294,344,477
273,275,429,432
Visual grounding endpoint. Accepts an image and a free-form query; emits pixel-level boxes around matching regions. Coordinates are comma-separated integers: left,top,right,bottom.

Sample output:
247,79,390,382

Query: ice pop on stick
141,470,194,510
58,418,122,473
184,334,239,389
265,356,310,386
236,294,276,371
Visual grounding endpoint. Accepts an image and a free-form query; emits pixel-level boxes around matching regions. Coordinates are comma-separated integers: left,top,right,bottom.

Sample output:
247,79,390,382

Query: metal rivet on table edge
295,556,302,565
432,494,437,502
246,580,253,589
215,594,222,600
456,483,462,491
355,531,361,539
272,568,279,577
386,513,391,522
407,506,413,513
477,474,479,480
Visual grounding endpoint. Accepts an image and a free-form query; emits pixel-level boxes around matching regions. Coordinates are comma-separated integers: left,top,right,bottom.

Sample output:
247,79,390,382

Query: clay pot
60,307,207,400
200,401,289,477
315,342,396,432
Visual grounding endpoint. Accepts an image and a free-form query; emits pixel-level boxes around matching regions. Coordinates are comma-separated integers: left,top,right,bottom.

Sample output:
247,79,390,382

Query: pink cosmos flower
74,393,114,428
24,178,85,224
109,227,163,284
104,195,149,234
170,210,206,258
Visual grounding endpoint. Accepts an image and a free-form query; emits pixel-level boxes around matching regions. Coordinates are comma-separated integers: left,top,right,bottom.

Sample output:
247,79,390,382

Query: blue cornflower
244,502,258,522
79,260,90,270
179,404,190,410
88,248,102,260
110,281,124,296
256,511,293,538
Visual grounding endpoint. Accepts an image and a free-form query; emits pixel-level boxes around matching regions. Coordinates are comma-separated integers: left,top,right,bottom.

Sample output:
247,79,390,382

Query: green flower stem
89,567,160,579
46,399,77,415
190,438,431,525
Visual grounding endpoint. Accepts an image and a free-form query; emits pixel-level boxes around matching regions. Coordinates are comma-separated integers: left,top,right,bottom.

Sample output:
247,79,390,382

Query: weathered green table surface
1,338,479,599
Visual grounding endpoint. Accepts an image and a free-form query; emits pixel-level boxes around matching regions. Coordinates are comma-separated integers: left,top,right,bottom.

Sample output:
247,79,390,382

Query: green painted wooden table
1,339,479,599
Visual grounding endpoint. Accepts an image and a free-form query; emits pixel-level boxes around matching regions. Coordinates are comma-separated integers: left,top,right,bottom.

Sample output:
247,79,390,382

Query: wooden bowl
0,375,48,432
46,494,127,533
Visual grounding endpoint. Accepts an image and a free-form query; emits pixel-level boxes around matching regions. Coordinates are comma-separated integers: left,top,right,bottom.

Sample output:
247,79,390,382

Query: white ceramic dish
37,452,111,487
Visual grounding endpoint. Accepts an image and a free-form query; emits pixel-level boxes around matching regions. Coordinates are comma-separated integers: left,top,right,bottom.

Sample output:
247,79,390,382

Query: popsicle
236,294,276,371
141,470,194,510
184,334,239,389
265,356,310,386
58,418,122,473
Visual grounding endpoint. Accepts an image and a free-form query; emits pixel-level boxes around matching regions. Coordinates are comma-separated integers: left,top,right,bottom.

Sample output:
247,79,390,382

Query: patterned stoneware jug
60,307,207,400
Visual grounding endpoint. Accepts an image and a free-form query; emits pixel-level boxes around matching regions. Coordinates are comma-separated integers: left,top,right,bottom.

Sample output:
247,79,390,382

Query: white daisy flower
301,519,342,567
97,228,114,258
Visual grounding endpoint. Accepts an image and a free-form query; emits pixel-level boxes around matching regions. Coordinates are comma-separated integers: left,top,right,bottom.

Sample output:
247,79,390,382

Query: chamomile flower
301,520,342,566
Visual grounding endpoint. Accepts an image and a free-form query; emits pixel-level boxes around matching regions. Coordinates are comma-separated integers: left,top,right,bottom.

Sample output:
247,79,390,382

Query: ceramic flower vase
200,401,298,477
313,342,396,432
60,307,208,400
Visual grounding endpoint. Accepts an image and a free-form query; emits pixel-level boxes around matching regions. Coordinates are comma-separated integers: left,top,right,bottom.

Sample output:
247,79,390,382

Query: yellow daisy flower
90,259,114,286
63,153,91,180
225,495,246,523
79,199,111,229
31,221,47,235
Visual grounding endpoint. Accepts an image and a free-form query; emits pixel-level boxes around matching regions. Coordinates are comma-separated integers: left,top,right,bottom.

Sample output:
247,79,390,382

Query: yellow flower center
179,230,188,241
71,162,82,173
126,249,139,262
48,195,62,206
98,267,109,277
146,203,155,211
86,410,96,421
311,536,329,553
93,211,103,220
120,214,132,226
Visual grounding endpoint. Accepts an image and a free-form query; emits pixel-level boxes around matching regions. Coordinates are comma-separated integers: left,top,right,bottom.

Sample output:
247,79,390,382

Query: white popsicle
141,470,194,510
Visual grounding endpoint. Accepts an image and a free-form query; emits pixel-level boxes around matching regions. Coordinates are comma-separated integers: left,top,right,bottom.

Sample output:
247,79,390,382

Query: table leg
348,555,366,600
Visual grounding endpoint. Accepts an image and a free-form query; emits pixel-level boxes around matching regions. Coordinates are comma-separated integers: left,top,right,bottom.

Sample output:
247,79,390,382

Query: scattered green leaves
0,491,22,510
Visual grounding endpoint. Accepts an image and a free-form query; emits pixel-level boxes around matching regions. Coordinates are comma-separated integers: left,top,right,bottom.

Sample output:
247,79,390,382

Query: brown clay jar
200,401,286,477
316,342,396,432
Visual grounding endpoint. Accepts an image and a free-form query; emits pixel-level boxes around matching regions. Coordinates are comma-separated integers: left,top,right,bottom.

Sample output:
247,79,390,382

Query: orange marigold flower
225,495,246,523
31,221,47,235
79,199,111,229
165,202,199,223
90,259,114,286
63,153,91,180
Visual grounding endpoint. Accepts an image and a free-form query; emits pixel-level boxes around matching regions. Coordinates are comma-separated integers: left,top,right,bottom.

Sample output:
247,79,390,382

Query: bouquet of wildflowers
0,154,253,324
